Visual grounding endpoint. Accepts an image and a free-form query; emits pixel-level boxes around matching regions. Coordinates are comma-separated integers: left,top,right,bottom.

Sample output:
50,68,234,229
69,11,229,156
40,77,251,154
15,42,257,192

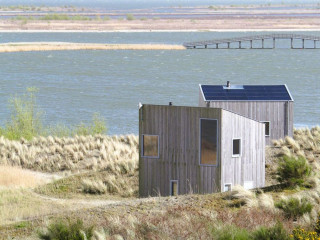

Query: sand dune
0,42,185,52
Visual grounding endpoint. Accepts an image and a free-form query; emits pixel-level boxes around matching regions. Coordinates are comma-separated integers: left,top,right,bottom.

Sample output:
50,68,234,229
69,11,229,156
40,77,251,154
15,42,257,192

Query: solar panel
201,85,293,101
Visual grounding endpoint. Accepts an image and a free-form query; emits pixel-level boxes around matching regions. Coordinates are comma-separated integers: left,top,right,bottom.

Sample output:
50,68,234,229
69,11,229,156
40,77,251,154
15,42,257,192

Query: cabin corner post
219,109,223,192
138,105,144,198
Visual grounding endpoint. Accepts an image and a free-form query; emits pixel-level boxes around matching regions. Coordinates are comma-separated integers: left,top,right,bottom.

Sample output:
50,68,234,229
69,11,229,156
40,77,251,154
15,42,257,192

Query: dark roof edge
200,84,294,102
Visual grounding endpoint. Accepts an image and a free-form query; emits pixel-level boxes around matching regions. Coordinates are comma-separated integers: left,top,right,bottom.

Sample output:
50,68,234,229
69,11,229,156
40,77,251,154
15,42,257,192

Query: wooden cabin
199,83,294,145
139,104,265,197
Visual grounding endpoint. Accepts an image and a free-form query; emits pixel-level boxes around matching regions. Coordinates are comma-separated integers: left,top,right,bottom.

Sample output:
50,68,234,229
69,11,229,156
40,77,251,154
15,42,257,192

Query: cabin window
200,119,218,165
232,139,241,157
170,180,178,196
224,184,232,192
262,121,270,136
142,135,159,157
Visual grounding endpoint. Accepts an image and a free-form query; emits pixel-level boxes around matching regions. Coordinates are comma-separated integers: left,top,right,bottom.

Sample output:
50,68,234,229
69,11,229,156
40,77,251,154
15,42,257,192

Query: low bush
275,197,313,220
0,88,107,140
74,113,107,136
277,156,311,187
126,13,135,20
39,13,69,20
81,179,107,194
252,222,289,240
38,218,94,240
211,225,251,240
0,87,44,140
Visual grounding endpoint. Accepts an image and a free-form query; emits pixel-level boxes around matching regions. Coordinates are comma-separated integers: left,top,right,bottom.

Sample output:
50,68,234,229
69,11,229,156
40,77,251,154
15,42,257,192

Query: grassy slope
1,127,320,239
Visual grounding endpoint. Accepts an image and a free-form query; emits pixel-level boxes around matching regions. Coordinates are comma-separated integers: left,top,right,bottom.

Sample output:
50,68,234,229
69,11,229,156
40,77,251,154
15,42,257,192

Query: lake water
0,31,319,135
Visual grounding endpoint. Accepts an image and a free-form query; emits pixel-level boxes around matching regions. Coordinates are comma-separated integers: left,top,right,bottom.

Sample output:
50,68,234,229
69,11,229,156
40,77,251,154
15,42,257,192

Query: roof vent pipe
227,81,230,87
169,102,172,106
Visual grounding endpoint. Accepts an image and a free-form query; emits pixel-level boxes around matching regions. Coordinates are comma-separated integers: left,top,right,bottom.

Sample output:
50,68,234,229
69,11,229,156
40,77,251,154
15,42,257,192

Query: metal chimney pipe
227,81,230,87
169,102,172,106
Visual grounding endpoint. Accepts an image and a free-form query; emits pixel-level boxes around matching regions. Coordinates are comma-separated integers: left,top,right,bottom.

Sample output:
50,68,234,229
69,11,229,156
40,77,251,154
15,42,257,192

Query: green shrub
70,15,90,21
211,225,251,240
251,222,289,240
0,88,107,139
126,13,135,20
0,87,44,140
74,113,107,136
38,218,94,240
40,13,70,20
277,156,311,187
275,197,313,219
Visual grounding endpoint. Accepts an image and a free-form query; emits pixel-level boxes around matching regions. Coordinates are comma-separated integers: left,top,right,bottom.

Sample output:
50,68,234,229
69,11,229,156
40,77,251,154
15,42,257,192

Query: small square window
262,122,270,136
232,139,241,157
142,135,159,157
224,184,232,192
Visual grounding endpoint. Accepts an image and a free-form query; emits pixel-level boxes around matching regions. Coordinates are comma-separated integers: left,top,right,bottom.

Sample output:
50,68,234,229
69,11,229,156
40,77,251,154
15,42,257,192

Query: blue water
0,31,319,134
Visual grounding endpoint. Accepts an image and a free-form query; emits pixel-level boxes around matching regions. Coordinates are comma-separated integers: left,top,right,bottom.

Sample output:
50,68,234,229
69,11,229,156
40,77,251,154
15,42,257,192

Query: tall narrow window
142,135,159,157
200,119,218,165
261,121,270,136
170,180,178,196
232,139,241,157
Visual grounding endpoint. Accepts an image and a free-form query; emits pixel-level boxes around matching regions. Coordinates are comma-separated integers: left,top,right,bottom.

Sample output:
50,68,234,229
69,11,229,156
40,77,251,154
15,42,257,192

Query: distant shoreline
2,3,320,32
1,29,320,33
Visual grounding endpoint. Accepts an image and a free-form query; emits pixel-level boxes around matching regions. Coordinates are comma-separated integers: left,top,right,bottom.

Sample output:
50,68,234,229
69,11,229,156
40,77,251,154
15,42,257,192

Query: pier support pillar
228,42,230,49
262,39,264,49
216,44,218,49
205,45,207,49
273,38,275,49
239,41,241,49
302,39,305,49
291,38,293,49
315,40,317,49
250,40,252,49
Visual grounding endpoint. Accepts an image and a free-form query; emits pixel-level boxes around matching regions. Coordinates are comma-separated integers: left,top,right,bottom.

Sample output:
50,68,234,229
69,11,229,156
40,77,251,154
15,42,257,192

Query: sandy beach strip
0,42,185,52
2,17,320,32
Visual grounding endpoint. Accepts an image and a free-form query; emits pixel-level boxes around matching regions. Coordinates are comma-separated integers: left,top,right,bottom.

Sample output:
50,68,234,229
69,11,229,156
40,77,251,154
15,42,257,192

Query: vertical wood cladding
199,89,293,145
139,104,265,197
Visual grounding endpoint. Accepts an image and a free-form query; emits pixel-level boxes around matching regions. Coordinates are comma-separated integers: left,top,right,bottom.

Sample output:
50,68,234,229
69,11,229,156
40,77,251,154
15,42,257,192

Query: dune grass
0,165,41,188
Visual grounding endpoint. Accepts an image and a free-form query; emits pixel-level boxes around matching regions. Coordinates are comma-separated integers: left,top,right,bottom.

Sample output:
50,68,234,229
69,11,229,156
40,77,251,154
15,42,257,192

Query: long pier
183,34,320,49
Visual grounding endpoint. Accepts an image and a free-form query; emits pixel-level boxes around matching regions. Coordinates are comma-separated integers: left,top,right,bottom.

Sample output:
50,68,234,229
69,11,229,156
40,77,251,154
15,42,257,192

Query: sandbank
0,42,185,52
